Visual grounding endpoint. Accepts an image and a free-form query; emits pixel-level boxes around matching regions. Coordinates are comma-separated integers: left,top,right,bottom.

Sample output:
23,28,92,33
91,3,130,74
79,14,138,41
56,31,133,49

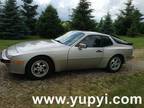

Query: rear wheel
25,56,54,79
107,56,123,72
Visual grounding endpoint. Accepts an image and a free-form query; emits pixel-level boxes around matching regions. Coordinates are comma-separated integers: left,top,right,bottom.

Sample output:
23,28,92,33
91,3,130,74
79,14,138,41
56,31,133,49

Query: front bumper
0,50,25,75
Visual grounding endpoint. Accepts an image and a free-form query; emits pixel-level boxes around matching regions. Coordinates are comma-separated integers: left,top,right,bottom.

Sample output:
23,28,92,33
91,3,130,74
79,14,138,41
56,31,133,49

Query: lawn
31,72,144,108
0,35,144,50
119,35,144,49
101,72,144,108
0,40,25,50
0,36,42,50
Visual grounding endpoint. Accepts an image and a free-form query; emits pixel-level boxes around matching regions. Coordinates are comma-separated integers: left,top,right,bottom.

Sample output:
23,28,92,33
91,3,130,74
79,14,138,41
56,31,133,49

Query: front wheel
107,56,123,72
25,56,54,79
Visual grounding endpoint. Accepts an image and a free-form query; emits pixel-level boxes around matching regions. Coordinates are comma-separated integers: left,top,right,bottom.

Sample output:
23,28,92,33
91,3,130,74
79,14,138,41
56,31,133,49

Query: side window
101,36,113,47
80,35,101,47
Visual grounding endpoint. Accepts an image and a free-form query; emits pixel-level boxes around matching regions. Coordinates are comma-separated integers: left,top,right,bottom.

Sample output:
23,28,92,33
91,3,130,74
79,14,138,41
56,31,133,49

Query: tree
37,5,64,38
114,15,126,35
61,21,71,32
127,21,138,36
100,13,114,35
97,18,104,32
140,21,144,34
21,0,38,35
71,0,96,31
2,0,27,39
114,0,142,36
0,1,4,38
122,0,134,35
127,9,142,36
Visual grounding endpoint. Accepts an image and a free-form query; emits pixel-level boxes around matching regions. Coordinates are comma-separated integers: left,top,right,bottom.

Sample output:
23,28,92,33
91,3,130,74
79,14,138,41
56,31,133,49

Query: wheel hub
31,60,49,78
110,57,121,71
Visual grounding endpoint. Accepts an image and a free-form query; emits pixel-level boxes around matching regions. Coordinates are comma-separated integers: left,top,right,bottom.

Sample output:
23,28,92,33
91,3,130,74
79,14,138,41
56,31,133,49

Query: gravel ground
0,49,144,108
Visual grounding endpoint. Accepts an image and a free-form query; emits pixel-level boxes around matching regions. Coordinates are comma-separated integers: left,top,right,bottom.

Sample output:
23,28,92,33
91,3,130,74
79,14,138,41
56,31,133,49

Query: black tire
25,56,54,80
107,56,123,73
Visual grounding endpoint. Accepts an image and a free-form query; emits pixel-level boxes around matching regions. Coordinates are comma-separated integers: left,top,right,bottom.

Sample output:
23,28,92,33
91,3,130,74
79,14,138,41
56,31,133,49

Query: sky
35,0,144,21
2,0,144,21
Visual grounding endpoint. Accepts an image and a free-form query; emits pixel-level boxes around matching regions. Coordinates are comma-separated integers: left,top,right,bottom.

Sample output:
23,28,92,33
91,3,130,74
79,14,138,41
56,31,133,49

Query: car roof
71,30,111,37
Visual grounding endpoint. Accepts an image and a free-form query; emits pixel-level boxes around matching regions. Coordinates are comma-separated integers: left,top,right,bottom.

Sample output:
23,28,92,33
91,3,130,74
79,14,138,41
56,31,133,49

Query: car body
0,31,133,79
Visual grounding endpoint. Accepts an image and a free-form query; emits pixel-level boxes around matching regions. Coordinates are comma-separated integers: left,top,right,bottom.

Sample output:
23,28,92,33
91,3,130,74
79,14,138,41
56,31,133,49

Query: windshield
55,31,85,46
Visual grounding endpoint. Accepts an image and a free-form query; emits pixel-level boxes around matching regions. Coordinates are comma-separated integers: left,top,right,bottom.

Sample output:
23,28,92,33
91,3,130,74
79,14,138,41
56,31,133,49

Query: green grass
31,72,144,108
119,35,144,48
0,36,43,50
0,35,144,50
101,73,144,108
0,40,25,50
2,71,144,108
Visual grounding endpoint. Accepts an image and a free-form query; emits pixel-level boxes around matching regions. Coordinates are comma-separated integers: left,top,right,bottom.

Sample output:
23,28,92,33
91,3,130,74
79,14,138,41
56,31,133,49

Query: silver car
0,31,133,79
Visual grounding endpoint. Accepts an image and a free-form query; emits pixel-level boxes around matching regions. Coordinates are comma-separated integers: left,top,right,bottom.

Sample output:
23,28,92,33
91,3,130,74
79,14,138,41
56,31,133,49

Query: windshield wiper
54,40,63,44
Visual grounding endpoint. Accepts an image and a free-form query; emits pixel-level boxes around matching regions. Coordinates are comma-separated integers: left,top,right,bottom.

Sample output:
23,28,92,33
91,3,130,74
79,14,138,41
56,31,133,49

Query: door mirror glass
78,43,87,50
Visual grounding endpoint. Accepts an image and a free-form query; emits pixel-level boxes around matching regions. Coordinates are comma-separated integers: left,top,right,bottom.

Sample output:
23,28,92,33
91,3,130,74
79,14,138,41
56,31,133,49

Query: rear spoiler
124,42,133,45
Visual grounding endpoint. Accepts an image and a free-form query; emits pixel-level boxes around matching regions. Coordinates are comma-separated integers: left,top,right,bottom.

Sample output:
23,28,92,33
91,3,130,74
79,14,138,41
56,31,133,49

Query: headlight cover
1,49,10,60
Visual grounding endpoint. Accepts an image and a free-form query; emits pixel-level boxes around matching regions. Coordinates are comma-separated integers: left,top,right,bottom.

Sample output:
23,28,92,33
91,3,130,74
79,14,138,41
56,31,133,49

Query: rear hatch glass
112,36,133,45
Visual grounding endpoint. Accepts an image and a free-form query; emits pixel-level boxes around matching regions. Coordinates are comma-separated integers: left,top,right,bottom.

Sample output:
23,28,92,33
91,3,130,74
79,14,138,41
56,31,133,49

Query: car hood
8,40,65,54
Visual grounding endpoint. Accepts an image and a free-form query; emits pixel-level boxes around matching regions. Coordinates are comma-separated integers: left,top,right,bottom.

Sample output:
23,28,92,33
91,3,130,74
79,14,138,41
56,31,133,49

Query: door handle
96,50,103,53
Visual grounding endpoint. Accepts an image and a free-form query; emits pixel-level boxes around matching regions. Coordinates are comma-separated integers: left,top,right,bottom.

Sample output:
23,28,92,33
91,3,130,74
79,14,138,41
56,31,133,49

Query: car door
68,35,104,70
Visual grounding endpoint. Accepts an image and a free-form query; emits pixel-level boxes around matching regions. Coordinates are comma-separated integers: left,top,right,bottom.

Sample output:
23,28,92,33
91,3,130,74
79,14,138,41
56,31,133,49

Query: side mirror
78,43,87,50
